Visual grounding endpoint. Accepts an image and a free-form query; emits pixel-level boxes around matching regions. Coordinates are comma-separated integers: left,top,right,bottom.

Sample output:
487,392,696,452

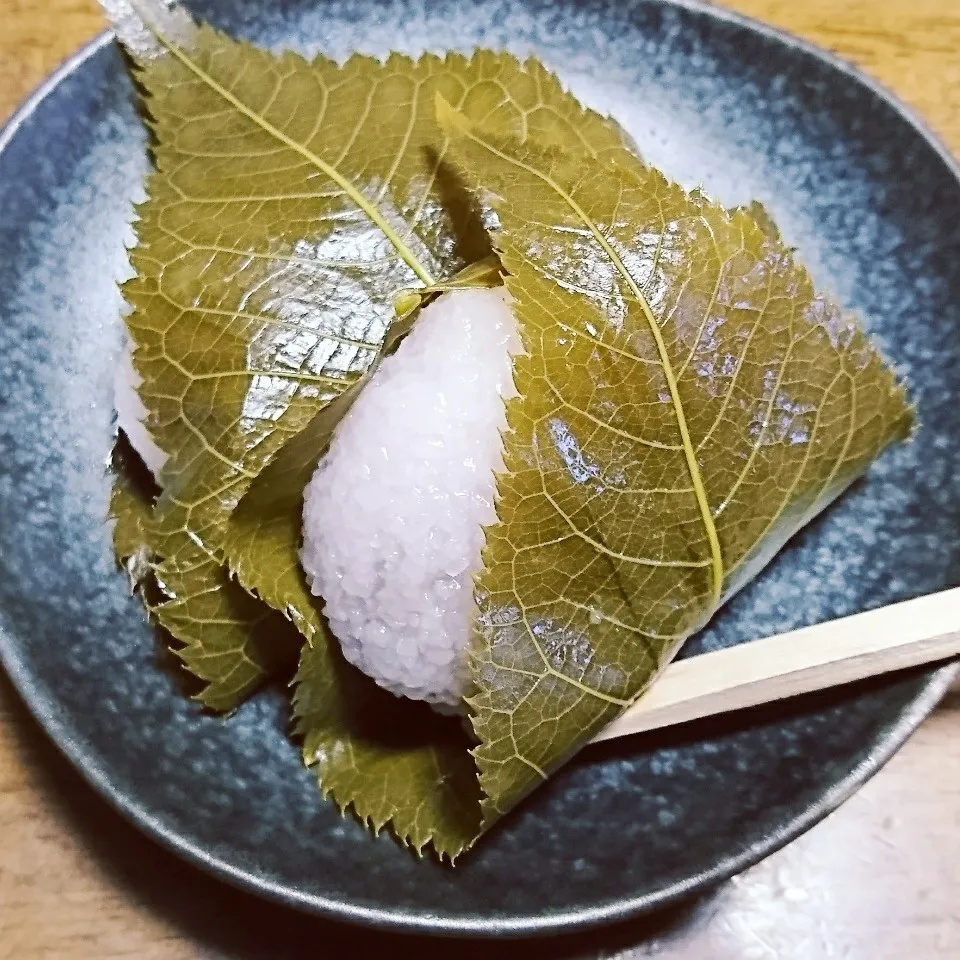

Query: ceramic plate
0,0,957,937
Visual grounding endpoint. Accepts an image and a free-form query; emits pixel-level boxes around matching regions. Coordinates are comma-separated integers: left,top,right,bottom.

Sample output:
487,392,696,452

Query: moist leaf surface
110,3,636,848
128,30,633,554
110,438,298,709
118,9,632,699
294,633,481,859
218,52,634,641
106,5,912,853
438,101,913,820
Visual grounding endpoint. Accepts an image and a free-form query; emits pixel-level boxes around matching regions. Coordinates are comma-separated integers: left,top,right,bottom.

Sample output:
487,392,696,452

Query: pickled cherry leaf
108,0,637,850
293,633,481,859
216,47,635,643
110,437,299,709
438,98,913,821
112,0,633,708
109,438,158,592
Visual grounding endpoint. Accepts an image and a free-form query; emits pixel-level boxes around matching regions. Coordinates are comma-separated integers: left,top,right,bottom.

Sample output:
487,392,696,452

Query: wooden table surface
0,1,958,956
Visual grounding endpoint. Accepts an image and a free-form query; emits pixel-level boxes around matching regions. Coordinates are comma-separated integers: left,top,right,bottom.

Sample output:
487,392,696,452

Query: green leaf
740,200,781,241
108,2,641,845
219,54,639,647
223,385,358,644
113,2,635,703
125,27,635,555
294,631,481,859
394,253,504,323
127,31,423,555
149,534,301,711
110,436,300,710
438,101,913,821
109,437,158,591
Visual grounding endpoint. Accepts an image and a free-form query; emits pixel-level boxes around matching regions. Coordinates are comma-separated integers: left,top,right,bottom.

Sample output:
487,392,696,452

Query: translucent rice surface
300,288,521,709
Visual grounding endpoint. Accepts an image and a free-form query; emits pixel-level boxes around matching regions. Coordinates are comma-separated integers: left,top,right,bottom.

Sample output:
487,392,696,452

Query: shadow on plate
2,666,728,956
6,661,960,954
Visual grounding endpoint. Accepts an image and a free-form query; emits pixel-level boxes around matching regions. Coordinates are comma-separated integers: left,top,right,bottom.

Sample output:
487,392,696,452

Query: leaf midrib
146,24,437,288
458,122,725,606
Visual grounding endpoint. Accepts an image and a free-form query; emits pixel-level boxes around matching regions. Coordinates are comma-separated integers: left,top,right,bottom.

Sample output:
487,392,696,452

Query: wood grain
597,589,960,743
0,1,957,957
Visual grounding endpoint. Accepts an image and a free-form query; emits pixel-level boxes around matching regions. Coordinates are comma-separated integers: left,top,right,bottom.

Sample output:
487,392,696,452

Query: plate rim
0,1,957,938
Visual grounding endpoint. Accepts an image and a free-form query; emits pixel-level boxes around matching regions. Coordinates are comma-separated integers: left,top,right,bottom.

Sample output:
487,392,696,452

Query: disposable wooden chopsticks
594,587,960,744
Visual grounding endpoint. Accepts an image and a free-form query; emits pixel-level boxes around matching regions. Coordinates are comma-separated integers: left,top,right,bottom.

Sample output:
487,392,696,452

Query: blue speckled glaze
0,0,957,938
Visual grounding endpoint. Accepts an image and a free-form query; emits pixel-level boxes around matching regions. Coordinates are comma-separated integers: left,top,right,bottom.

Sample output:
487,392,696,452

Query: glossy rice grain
300,287,521,708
